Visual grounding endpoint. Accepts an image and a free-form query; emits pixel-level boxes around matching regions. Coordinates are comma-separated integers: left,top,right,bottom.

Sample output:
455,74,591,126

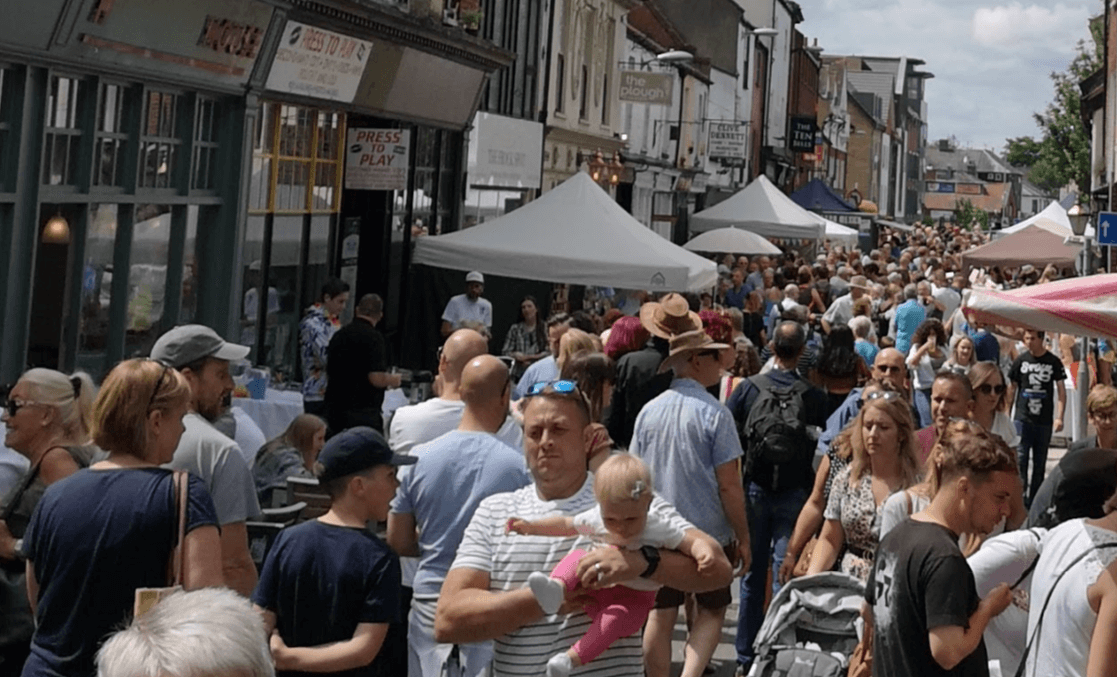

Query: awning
963,274,1117,339
876,219,914,232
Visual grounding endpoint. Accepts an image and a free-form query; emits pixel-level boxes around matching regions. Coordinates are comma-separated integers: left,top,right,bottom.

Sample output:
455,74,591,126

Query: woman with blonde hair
252,413,327,507
968,361,1019,449
945,335,977,375
557,328,597,371
0,368,97,667
807,391,921,580
20,359,223,677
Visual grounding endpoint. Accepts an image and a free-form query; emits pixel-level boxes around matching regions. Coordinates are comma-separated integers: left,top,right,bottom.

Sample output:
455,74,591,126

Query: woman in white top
906,318,947,428
1024,506,1117,677
968,361,1020,449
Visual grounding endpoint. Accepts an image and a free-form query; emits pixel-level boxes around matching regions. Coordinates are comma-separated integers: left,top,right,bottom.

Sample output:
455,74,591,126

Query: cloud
799,0,1098,149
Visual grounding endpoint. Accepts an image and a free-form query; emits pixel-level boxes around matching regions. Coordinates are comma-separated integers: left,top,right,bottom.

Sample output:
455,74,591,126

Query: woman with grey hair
97,588,273,677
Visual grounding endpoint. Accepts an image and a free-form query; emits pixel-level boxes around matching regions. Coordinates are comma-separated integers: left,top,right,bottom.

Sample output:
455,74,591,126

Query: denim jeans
735,482,808,668
1016,420,1053,506
913,388,933,428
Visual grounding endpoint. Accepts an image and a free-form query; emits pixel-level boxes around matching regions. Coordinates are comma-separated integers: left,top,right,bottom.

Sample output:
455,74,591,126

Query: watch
639,545,661,578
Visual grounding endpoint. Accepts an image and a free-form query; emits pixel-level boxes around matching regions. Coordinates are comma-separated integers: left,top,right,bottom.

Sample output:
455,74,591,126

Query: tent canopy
690,176,825,241
412,172,718,292
790,178,857,212
822,219,859,247
960,224,1079,272
963,274,1117,340
998,200,1095,238
684,227,781,256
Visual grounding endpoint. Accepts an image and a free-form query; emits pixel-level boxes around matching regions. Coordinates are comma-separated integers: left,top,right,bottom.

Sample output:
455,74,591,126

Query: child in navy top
253,427,416,676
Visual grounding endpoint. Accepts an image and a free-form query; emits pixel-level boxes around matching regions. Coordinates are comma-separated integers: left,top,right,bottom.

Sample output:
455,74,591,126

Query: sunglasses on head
147,359,172,412
525,379,593,417
861,390,902,406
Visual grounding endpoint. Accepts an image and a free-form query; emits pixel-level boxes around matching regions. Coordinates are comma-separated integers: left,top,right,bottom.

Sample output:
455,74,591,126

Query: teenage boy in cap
151,324,259,596
630,329,751,677
253,427,416,675
441,271,493,338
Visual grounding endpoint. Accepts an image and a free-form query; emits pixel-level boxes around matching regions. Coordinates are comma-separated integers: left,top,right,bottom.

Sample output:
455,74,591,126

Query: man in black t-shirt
866,421,1016,677
1007,329,1067,505
326,294,401,435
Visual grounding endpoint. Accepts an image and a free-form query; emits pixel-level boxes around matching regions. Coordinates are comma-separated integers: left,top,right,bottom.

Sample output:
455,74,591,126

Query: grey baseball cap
151,324,251,368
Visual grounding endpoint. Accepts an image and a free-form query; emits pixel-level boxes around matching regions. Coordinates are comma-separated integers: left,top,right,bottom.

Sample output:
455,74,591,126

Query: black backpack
741,375,811,491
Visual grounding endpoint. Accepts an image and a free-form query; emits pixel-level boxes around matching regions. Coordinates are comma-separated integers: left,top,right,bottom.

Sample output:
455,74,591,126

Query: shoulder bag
133,470,189,617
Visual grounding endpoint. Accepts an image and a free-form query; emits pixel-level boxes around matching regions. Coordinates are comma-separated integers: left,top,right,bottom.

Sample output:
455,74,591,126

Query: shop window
0,66,11,191
75,203,118,375
43,75,84,186
124,203,172,357
139,91,180,189
191,98,219,191
94,82,127,187
245,102,344,377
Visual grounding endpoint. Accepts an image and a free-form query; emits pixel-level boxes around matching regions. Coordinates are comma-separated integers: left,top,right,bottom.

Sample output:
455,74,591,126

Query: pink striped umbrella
963,274,1117,339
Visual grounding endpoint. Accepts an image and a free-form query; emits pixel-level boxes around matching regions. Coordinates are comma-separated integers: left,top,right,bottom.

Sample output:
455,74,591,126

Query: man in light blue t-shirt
388,355,530,677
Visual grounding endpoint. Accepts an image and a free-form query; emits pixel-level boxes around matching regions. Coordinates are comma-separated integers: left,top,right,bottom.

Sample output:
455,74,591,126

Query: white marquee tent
412,172,718,292
997,200,1095,238
690,175,825,241
821,219,859,247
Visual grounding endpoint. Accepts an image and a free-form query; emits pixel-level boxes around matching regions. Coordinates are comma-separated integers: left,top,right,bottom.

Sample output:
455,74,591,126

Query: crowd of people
1,221,1117,677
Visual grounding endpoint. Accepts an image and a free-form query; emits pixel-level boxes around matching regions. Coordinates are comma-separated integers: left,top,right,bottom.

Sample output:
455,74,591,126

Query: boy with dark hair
253,427,416,676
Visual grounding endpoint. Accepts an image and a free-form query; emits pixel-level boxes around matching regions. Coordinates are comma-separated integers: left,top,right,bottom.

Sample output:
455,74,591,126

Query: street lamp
1068,200,1092,441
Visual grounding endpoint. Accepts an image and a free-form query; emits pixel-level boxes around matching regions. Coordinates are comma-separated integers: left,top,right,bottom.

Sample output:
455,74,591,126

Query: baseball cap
151,325,251,368
466,271,484,284
317,427,417,482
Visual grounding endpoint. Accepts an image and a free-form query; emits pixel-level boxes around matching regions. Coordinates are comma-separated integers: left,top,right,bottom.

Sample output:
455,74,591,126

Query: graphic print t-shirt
1008,351,1066,425
866,519,988,677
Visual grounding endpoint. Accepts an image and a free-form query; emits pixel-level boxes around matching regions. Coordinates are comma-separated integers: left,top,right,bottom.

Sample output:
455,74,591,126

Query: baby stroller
746,572,864,677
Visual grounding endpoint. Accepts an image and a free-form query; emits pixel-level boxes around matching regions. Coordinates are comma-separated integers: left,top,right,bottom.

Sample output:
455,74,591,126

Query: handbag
133,470,189,617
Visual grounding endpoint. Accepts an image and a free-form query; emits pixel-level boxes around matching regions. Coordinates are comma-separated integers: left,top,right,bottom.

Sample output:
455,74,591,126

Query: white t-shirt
822,294,854,327
231,407,267,468
968,528,1046,677
442,294,493,330
451,476,693,676
572,505,687,591
991,410,1020,449
167,413,261,524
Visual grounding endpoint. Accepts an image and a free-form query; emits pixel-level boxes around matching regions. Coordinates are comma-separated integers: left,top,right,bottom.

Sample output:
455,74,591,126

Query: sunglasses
3,398,38,418
860,390,902,406
148,360,172,412
976,383,1006,396
525,380,593,417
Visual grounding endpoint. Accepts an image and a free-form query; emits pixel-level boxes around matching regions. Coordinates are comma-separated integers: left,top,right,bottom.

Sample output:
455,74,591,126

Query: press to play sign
345,128,411,191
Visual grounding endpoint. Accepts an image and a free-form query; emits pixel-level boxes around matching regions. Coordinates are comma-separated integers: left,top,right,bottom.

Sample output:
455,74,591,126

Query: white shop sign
345,128,411,191
266,20,371,102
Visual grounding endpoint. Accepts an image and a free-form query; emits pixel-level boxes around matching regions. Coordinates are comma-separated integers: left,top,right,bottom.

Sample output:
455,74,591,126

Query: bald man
388,355,531,677
385,331,524,674
816,348,912,459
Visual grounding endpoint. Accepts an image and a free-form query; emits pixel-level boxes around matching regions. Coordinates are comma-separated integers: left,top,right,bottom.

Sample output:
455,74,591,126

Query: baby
507,453,718,677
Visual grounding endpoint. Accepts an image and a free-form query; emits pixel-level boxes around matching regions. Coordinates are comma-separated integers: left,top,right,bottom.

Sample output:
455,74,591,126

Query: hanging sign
618,71,673,105
265,20,371,102
707,122,747,160
345,129,410,191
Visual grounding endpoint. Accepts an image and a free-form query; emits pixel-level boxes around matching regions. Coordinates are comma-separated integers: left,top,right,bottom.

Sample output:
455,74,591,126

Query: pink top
916,426,937,464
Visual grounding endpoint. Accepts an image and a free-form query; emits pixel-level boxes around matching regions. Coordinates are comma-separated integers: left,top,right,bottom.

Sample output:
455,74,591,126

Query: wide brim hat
658,329,730,373
639,293,702,339
849,275,870,290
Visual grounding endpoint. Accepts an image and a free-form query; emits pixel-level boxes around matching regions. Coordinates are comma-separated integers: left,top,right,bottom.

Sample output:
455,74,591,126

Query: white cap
466,271,484,284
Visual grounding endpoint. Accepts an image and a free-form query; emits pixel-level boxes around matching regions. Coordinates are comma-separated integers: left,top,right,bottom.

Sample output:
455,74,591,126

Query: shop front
0,0,511,385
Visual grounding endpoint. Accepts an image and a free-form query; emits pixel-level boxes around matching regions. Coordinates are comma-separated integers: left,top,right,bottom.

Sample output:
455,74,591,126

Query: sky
799,0,1100,153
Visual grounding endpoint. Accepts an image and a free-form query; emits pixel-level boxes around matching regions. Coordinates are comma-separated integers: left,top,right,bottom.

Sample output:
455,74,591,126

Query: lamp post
1068,201,1091,441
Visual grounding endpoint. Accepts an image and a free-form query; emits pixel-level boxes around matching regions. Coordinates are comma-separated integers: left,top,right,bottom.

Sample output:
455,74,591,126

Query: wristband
639,545,660,578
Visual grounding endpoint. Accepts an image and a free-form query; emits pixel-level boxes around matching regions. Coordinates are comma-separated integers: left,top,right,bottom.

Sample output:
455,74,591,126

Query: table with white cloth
232,389,304,441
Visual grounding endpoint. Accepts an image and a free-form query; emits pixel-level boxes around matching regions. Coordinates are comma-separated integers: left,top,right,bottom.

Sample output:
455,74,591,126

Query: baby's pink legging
550,548,658,664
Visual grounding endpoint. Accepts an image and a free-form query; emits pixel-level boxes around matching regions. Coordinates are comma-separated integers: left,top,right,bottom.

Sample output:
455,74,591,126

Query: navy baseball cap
316,427,416,482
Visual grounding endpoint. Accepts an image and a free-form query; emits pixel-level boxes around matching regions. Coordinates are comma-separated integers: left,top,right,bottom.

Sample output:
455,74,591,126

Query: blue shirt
513,354,559,400
894,300,926,355
724,283,752,310
630,378,744,543
253,520,401,677
855,339,879,369
391,430,531,596
963,323,1000,363
816,389,863,460
23,468,218,677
